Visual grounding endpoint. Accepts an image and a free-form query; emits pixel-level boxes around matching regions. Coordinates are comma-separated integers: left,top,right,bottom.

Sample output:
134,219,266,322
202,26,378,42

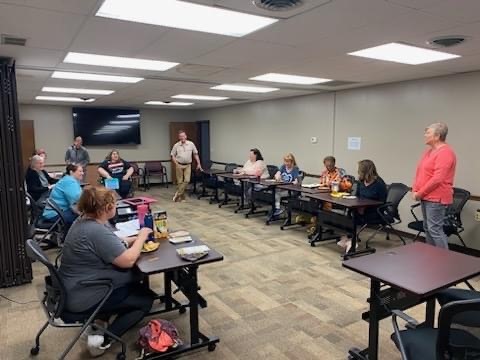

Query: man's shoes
173,192,179,202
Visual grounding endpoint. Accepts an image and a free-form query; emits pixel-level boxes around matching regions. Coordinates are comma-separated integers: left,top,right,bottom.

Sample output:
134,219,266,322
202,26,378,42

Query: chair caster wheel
280,226,284,230
266,221,270,225
208,343,216,352
117,353,126,360
179,306,187,314
245,214,249,218
310,242,316,247
30,347,40,356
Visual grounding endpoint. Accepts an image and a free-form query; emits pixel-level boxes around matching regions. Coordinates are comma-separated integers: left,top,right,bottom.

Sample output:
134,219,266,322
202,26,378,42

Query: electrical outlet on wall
475,209,480,222
310,136,318,144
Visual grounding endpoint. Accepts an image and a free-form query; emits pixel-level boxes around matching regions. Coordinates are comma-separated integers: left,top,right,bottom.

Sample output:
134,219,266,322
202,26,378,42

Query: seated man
98,150,134,199
25,155,57,205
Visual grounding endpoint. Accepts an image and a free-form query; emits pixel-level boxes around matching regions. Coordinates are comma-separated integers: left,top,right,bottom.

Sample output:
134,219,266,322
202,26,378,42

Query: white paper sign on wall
348,137,361,150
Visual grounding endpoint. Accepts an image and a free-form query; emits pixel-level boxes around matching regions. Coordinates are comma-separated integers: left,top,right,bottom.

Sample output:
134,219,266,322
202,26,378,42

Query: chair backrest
267,165,279,178
384,183,410,221
130,161,140,174
144,161,164,173
45,198,67,226
436,297,480,359
204,160,213,171
25,239,67,318
224,163,237,173
446,187,470,226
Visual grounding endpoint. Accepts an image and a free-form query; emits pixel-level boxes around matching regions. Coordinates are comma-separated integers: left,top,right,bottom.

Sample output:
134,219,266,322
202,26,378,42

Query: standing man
65,136,90,175
412,122,456,249
170,130,203,202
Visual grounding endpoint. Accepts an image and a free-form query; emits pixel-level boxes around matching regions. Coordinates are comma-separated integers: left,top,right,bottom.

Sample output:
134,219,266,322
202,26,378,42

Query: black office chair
247,165,279,222
25,239,127,360
391,298,480,360
220,163,243,209
408,187,471,247
358,183,410,248
27,195,66,248
43,198,69,247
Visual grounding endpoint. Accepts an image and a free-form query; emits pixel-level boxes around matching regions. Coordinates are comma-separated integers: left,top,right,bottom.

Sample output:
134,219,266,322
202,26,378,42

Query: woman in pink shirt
412,122,456,249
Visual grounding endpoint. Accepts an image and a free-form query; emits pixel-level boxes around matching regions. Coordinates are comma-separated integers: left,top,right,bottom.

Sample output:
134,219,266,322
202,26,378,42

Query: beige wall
197,72,480,249
201,93,335,172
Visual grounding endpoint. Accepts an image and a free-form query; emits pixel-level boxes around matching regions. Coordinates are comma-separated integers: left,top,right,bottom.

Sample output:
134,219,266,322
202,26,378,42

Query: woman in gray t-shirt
59,185,154,354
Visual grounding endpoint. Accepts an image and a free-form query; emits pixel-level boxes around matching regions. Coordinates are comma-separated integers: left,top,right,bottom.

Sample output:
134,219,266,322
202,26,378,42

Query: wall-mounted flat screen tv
72,107,141,145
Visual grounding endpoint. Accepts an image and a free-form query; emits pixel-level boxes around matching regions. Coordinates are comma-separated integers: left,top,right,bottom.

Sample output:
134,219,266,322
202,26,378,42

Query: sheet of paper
114,219,140,238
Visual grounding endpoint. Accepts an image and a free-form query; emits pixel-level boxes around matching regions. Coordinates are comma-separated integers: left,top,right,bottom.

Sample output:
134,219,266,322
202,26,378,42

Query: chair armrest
392,309,419,328
410,202,421,221
392,309,418,360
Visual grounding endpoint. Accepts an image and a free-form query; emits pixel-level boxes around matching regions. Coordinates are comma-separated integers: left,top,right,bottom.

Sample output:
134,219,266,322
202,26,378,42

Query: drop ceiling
1,0,480,109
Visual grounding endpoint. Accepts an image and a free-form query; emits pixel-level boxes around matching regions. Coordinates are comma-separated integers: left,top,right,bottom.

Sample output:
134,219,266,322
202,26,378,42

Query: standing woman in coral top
412,122,456,249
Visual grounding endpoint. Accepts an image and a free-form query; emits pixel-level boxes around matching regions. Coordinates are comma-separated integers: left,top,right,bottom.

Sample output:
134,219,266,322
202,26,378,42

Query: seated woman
320,155,345,186
98,150,134,198
25,155,57,205
340,159,387,252
234,148,269,178
234,148,269,202
273,153,300,217
42,164,83,226
59,185,154,356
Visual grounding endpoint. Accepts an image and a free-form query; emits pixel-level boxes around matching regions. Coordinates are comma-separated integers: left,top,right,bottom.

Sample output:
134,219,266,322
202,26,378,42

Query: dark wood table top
202,169,231,175
220,173,258,180
245,178,290,186
343,242,480,297
136,235,224,275
306,192,383,209
277,183,331,194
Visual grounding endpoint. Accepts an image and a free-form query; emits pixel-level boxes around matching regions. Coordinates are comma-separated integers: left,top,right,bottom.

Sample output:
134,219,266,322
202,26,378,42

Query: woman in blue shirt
42,164,83,225
273,153,300,217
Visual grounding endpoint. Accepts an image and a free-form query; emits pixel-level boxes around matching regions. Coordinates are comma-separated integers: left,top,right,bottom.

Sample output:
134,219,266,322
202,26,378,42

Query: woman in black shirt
339,159,387,252
25,155,57,203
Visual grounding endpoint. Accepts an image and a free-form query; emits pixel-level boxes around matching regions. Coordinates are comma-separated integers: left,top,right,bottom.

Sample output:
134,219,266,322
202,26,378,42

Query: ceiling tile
69,17,168,57
0,45,64,67
138,29,234,63
0,0,98,15
0,3,86,50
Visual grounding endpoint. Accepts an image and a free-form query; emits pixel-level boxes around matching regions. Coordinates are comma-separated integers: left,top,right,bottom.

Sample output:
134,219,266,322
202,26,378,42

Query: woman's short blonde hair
78,185,116,218
283,153,297,166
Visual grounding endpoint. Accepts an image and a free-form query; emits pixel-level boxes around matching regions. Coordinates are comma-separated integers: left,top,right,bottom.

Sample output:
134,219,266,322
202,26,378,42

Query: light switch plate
310,136,318,144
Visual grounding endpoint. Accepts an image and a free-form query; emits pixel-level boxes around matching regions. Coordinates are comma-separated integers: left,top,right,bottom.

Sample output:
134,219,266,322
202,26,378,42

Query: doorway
169,122,199,184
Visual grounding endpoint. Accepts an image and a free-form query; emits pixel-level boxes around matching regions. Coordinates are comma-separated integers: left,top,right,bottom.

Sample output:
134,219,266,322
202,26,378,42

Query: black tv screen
72,107,141,146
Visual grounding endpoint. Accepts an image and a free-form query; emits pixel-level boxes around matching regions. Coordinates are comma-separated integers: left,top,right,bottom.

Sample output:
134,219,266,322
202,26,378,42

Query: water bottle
137,204,148,227
143,213,154,240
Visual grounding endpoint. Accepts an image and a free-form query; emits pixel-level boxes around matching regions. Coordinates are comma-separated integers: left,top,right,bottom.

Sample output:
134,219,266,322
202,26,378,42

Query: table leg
425,297,436,327
343,210,376,259
164,271,173,310
348,279,381,360
265,187,277,225
281,197,293,230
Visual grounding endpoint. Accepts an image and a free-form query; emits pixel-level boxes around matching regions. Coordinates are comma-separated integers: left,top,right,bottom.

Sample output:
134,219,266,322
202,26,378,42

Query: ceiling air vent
427,36,466,48
253,0,304,11
1,34,27,46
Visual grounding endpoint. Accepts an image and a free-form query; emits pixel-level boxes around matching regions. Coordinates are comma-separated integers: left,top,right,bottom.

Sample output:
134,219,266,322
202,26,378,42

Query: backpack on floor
136,319,182,358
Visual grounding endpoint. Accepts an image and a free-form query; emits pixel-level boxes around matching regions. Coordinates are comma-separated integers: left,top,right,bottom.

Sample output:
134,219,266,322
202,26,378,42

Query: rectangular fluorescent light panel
42,86,114,95
250,73,332,85
52,71,143,83
96,0,278,37
172,94,229,101
348,42,460,65
211,84,279,93
36,96,95,103
145,101,193,106
64,52,178,71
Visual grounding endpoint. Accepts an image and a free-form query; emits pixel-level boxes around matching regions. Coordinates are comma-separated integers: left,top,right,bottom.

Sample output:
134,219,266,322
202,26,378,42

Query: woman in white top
234,148,269,179
234,148,269,203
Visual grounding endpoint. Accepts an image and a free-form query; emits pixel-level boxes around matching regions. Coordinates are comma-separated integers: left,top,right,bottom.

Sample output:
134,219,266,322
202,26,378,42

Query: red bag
137,319,182,358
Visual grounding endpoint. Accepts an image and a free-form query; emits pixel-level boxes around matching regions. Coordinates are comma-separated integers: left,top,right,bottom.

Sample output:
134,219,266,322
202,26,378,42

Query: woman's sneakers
87,335,112,357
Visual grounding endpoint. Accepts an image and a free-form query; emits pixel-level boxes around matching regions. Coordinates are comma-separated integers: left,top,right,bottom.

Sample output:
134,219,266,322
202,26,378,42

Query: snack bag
153,210,168,239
